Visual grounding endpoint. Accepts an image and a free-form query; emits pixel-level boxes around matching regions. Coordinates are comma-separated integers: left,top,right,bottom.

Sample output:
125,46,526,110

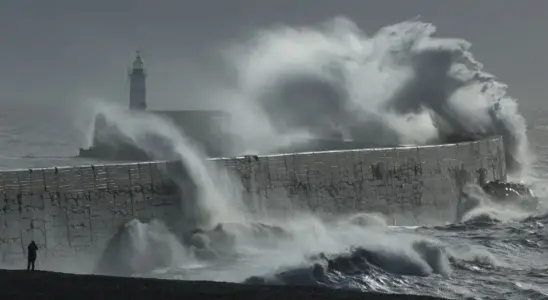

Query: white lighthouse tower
128,51,147,110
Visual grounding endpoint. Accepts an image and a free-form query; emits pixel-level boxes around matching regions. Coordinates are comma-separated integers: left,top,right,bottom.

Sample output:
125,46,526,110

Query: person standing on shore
27,241,38,271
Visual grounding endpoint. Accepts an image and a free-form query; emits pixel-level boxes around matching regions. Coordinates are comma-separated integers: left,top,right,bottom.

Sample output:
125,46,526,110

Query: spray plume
218,17,530,175
77,18,537,287
88,101,247,230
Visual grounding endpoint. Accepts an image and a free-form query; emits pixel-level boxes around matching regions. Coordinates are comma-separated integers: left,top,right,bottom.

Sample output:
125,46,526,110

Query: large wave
76,17,541,298
218,17,530,175
85,101,467,294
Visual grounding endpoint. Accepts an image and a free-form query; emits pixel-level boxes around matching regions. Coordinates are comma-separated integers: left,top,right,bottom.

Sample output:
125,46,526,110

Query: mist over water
78,18,545,299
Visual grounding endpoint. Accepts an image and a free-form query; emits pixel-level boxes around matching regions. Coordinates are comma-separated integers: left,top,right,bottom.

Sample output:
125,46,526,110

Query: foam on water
86,102,542,298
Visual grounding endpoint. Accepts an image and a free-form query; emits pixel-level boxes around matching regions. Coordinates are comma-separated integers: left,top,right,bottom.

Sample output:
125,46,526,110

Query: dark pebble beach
0,269,448,300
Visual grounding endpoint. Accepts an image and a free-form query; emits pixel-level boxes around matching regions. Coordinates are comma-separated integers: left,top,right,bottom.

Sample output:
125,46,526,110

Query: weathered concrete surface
0,162,182,267
0,136,506,266
212,136,506,223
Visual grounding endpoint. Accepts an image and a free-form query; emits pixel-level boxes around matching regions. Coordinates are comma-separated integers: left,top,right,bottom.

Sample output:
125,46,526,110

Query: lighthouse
129,51,147,110
78,51,231,159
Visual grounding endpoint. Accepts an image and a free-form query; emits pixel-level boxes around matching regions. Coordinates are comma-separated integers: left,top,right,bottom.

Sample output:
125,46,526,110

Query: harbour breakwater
0,136,506,266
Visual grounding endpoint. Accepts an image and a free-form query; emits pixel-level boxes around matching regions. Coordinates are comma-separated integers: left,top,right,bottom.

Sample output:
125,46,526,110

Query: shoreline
1,269,447,300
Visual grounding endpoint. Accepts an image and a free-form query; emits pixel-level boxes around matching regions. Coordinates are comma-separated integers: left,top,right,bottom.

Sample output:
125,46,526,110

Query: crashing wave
481,180,538,209
456,182,540,223
94,218,191,277
80,17,541,300
222,18,529,175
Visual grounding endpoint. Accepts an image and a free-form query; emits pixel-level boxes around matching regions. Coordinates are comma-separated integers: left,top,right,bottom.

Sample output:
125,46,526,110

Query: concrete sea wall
0,136,506,266
215,137,506,223
0,162,183,267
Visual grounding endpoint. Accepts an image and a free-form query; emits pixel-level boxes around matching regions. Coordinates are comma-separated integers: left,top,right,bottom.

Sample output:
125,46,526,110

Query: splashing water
218,17,530,175
87,99,463,290
80,17,544,299
88,101,247,230
457,184,540,223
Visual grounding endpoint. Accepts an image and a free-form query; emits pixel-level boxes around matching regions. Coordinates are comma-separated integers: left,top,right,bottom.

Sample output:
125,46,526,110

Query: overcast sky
1,0,546,113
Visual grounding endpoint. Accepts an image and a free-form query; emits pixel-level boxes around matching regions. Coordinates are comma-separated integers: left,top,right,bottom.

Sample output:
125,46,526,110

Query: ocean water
1,18,547,300
0,102,104,169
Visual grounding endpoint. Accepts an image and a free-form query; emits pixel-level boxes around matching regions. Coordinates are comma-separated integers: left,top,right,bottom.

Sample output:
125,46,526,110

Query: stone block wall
0,136,506,266
213,136,506,224
0,162,181,266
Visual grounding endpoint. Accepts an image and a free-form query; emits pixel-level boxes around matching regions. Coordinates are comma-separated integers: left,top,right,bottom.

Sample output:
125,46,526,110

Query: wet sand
1,269,447,300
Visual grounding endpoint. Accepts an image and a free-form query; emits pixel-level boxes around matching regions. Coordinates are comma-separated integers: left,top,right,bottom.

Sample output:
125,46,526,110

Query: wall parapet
0,136,506,196
0,162,172,195
210,136,506,221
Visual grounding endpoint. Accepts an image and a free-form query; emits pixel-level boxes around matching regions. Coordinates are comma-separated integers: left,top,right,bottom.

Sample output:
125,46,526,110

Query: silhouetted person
27,241,38,271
